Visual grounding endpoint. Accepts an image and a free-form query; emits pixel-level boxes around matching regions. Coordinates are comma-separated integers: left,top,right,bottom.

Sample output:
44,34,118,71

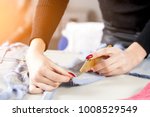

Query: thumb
86,48,111,60
29,84,43,94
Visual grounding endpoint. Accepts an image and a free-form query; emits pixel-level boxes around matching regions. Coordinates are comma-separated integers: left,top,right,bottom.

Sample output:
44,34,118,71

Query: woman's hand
86,42,147,76
26,38,74,94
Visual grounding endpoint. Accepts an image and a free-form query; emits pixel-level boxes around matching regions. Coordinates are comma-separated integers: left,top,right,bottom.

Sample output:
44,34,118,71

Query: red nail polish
86,54,93,60
68,72,76,77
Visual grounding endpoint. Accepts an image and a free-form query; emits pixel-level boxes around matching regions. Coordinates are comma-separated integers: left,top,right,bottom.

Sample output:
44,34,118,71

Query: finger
92,55,120,72
41,66,71,83
36,83,57,91
92,48,112,59
92,47,122,59
29,84,43,94
48,60,75,78
29,72,57,87
35,75,59,87
97,58,123,74
102,68,123,76
49,70,71,82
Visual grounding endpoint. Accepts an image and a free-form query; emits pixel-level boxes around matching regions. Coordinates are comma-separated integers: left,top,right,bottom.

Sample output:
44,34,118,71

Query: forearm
30,0,69,49
136,20,150,55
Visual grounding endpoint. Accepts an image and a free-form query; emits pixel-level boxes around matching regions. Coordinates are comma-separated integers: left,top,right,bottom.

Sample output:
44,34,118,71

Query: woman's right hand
86,42,147,76
26,38,74,94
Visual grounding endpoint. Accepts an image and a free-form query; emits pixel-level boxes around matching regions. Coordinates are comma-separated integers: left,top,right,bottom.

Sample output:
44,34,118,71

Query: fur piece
0,61,29,100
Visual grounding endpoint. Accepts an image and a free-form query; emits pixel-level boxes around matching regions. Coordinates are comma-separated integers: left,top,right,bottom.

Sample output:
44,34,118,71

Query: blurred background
50,0,103,50
0,0,36,45
0,0,103,51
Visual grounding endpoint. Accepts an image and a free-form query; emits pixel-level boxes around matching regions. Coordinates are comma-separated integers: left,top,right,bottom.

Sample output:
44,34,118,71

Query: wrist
125,42,146,64
26,38,46,59
29,38,46,54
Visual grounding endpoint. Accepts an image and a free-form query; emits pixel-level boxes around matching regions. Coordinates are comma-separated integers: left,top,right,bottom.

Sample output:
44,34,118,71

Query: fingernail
68,72,76,77
86,54,93,60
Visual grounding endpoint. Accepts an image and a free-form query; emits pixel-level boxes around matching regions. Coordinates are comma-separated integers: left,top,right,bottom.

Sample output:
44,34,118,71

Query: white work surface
25,50,150,100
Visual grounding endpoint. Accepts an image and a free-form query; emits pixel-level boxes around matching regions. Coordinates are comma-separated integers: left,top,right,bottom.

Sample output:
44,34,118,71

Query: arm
136,20,150,56
26,0,74,94
30,0,69,49
87,19,150,76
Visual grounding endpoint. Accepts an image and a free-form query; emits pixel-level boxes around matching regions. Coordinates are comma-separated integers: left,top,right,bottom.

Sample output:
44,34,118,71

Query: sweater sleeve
136,20,150,55
30,0,69,49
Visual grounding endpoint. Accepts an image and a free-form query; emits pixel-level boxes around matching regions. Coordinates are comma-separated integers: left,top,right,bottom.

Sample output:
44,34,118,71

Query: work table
24,50,150,100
